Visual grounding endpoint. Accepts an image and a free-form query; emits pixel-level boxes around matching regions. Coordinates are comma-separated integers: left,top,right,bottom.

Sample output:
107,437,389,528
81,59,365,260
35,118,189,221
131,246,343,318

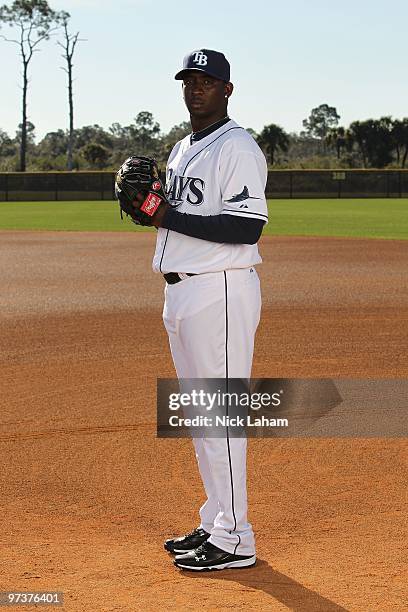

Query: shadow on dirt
176,558,349,611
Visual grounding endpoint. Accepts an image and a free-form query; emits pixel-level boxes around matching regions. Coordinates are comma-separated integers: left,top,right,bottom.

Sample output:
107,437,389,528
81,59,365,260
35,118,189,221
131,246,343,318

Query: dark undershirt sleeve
161,208,265,245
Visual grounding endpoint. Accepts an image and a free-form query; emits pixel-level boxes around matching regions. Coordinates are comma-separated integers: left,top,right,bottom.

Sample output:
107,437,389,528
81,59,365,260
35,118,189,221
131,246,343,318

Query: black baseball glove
115,155,168,226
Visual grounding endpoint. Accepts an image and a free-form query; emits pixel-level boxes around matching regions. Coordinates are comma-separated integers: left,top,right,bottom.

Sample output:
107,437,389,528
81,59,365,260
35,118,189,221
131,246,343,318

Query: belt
163,272,196,284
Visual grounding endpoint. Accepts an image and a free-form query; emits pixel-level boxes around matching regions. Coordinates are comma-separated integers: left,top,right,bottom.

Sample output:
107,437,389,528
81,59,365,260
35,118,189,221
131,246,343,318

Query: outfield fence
0,169,407,201
0,172,114,202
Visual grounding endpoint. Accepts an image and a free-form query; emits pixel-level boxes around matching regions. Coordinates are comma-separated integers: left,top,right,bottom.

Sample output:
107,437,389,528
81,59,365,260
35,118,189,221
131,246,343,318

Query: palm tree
325,127,347,159
257,124,289,166
391,118,408,168
349,118,394,168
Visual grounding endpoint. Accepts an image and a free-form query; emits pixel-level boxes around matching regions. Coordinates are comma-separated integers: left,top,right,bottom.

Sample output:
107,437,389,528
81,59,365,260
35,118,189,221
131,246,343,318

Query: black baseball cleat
164,527,210,554
173,541,256,571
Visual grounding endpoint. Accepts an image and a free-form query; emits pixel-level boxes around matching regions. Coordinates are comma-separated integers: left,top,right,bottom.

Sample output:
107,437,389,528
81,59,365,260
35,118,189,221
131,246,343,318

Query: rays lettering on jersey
166,169,205,206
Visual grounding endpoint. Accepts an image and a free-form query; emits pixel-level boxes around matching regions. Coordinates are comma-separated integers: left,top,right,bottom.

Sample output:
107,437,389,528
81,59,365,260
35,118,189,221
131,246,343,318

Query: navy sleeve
161,208,265,245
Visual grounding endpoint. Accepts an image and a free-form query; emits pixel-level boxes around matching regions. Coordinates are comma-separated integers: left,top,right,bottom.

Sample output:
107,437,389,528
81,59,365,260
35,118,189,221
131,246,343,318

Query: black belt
163,272,196,284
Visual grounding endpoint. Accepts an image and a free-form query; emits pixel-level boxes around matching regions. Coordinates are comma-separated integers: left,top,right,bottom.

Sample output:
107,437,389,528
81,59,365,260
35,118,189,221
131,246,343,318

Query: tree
158,121,190,160
0,0,62,171
349,118,394,168
33,129,69,169
0,128,16,157
348,120,369,167
325,126,349,159
164,121,190,144
108,113,161,164
303,104,340,141
36,129,68,156
391,118,408,168
134,111,160,155
257,124,289,166
57,11,83,170
16,120,35,147
80,142,110,169
74,124,113,150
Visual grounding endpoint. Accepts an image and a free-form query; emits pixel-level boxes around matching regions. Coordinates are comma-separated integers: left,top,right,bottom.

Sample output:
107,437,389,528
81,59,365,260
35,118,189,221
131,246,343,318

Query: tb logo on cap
193,51,208,66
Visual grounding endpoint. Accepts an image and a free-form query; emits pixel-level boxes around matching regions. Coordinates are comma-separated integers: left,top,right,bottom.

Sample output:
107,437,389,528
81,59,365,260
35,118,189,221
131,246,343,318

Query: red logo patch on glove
140,192,162,216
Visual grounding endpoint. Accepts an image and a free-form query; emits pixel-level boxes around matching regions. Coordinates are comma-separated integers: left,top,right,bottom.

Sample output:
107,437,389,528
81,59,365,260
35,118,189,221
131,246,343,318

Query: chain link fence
0,170,407,201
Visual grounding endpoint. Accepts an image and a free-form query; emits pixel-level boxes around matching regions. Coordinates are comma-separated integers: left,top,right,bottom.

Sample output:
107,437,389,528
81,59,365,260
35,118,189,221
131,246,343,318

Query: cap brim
175,67,224,81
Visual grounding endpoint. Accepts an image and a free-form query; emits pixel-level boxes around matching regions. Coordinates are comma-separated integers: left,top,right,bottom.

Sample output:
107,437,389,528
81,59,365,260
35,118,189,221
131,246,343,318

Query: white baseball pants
163,267,261,556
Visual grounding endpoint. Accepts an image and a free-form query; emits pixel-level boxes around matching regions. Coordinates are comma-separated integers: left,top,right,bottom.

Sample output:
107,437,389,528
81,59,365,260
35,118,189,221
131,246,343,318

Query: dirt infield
0,232,407,611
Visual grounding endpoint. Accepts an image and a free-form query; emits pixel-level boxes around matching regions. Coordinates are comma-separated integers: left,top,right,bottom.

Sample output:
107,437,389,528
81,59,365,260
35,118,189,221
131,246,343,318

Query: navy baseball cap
175,49,230,82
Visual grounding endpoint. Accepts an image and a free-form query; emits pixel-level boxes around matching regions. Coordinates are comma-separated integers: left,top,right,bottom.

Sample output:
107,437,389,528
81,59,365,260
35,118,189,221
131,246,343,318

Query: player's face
182,72,229,122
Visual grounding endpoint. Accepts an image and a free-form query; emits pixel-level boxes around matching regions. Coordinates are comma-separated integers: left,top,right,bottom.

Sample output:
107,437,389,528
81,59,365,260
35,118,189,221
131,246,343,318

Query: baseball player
118,49,268,571
153,49,268,571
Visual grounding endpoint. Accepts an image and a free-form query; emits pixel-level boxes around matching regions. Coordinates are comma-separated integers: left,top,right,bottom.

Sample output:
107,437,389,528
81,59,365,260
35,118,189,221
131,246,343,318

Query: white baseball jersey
152,119,268,274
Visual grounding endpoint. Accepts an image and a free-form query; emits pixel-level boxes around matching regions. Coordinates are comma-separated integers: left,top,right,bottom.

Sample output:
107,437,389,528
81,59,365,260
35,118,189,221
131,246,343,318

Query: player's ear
224,82,233,99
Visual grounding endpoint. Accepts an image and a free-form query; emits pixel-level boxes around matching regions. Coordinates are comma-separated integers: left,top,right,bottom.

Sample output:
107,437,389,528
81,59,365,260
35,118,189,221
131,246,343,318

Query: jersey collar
190,116,231,145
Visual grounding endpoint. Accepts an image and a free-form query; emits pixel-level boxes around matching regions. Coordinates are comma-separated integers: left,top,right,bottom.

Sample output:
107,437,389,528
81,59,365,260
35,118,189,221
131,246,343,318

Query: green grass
264,198,408,239
0,199,407,239
0,201,155,233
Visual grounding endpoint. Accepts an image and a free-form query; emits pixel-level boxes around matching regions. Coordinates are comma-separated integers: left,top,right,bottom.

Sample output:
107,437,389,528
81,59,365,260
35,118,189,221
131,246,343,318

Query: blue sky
1,0,407,140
